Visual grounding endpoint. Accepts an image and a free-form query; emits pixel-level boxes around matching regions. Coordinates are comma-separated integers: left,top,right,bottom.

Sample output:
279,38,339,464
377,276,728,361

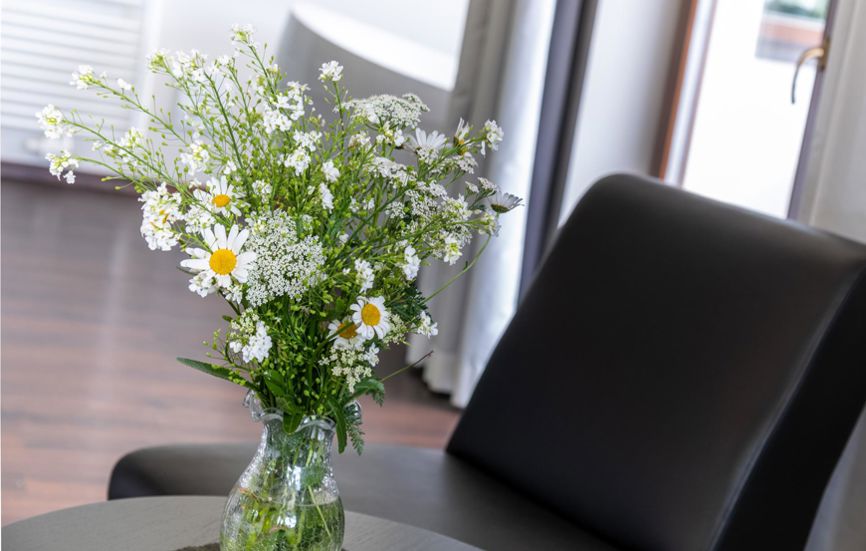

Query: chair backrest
447,174,866,551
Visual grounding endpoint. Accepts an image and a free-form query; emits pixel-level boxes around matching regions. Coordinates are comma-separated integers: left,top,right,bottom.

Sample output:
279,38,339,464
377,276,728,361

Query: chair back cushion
447,174,866,551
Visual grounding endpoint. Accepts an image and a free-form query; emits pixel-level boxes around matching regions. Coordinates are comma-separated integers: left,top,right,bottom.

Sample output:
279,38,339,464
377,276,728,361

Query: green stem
425,235,492,302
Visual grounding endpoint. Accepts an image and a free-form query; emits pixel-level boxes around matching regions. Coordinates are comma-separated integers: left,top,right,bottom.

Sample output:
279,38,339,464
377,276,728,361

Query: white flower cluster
322,160,340,183
354,259,374,292
181,142,210,174
320,345,379,393
139,183,182,251
245,211,326,307
228,310,272,364
262,83,307,134
36,105,71,139
346,93,428,129
402,245,420,281
45,150,78,184
416,312,438,337
318,61,343,83
481,120,504,154
70,65,100,90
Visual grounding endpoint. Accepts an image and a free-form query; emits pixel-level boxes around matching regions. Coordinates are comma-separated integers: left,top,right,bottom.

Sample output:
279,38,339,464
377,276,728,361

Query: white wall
155,1,293,55
558,0,684,224
796,0,866,243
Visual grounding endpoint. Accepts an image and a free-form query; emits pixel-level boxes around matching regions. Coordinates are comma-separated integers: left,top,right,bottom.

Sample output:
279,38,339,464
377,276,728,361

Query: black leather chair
109,174,866,550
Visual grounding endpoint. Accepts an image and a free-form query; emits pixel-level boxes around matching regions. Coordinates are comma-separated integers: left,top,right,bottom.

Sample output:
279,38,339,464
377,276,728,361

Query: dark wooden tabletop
2,496,480,550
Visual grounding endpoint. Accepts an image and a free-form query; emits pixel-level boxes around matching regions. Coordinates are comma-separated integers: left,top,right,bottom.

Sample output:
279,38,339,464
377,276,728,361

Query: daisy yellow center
209,248,237,275
212,194,231,208
338,322,358,339
360,303,381,326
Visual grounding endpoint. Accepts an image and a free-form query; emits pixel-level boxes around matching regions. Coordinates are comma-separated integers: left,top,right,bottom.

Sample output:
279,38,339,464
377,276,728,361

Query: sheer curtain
407,0,556,407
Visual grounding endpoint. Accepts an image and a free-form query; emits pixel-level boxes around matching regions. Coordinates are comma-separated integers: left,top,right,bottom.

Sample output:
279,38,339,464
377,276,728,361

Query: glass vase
221,395,345,551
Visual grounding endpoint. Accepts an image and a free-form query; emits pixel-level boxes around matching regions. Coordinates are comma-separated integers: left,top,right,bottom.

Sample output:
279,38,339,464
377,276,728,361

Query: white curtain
408,0,556,407
799,1,866,550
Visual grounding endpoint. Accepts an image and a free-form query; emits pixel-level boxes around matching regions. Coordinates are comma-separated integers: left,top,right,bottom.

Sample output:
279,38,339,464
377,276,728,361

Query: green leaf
351,377,385,406
177,357,247,386
328,399,348,453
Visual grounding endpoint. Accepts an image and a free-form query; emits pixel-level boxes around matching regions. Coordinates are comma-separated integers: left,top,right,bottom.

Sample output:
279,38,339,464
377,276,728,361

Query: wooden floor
1,179,459,525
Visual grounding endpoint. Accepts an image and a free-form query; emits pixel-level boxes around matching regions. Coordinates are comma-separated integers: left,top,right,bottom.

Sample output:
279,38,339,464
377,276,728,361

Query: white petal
233,229,250,252
214,224,228,248
236,251,256,266
202,227,217,249
181,258,210,271
227,224,239,248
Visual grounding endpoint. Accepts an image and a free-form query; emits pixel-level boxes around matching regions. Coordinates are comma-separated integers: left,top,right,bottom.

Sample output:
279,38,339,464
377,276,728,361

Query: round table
2,496,480,550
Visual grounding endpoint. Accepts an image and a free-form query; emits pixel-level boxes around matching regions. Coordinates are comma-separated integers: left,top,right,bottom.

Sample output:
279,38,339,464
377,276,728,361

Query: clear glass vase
221,395,345,551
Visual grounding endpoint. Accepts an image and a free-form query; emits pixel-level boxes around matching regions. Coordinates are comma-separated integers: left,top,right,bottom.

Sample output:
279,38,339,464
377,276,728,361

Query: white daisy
195,177,243,216
350,296,391,340
408,129,447,161
328,318,364,350
454,118,470,145
180,224,256,292
487,190,522,213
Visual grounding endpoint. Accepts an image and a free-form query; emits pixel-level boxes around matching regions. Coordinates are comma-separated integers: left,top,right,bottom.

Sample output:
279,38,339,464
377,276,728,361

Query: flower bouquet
38,25,520,551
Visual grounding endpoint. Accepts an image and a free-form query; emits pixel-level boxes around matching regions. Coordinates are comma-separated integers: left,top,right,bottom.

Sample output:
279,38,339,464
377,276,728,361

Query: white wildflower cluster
139,183,182,251
322,160,340,183
319,183,334,210
346,93,428,129
283,148,310,175
228,310,273,364
70,65,101,90
245,211,326,307
181,142,210,173
318,61,343,83
402,245,420,281
36,105,71,139
262,83,307,134
482,120,504,154
45,150,78,184
320,345,379,393
354,259,374,292
415,312,438,337
252,179,272,199
40,24,520,450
